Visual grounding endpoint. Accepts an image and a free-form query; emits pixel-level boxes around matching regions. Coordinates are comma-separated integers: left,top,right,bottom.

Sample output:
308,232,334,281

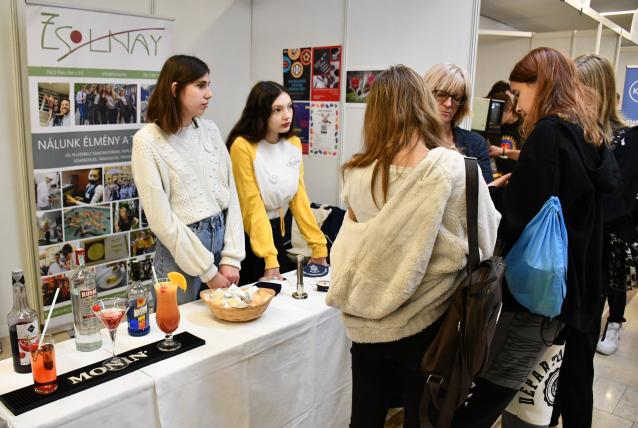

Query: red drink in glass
29,335,57,394
154,280,181,351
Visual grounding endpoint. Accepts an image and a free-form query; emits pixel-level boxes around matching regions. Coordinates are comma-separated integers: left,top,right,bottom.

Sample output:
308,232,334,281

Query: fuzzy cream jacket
327,148,501,343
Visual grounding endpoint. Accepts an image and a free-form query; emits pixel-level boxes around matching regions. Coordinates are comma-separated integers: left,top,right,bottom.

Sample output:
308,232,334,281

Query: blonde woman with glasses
327,65,500,428
424,63,493,183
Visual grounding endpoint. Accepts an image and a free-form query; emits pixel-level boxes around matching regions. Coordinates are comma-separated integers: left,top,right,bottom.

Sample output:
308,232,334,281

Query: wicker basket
200,288,275,322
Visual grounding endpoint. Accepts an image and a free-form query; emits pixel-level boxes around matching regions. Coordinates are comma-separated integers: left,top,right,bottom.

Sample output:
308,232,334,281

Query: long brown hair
342,65,445,206
510,47,604,146
226,81,295,148
575,53,627,139
146,55,210,134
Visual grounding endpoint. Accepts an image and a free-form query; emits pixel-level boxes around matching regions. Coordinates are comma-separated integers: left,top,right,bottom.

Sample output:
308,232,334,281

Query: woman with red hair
452,47,620,428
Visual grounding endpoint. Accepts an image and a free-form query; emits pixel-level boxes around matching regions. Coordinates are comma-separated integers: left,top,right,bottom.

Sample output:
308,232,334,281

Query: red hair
510,47,603,146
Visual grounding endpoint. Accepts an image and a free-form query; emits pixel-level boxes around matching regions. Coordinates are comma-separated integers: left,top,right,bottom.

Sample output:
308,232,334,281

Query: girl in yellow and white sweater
227,81,327,284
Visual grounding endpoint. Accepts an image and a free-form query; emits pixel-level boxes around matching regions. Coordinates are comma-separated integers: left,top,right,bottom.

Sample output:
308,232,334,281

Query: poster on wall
292,102,310,154
345,70,384,103
25,4,172,328
283,47,312,101
309,102,339,157
311,46,341,101
621,66,638,125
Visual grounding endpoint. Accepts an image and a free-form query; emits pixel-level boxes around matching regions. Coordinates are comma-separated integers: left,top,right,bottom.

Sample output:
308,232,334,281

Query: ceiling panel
590,0,638,13
481,0,602,32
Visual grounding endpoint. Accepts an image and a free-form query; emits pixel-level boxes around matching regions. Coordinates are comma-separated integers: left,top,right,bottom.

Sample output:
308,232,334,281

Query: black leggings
350,317,443,428
607,286,627,323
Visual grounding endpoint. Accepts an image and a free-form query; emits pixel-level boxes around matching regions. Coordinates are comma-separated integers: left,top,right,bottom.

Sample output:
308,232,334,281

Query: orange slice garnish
167,271,187,292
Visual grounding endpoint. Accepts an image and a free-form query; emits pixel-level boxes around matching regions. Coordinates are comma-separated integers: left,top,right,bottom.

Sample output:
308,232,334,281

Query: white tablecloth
0,271,352,428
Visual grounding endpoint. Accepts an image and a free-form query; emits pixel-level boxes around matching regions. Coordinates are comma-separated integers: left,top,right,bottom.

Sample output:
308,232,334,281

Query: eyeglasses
432,90,466,107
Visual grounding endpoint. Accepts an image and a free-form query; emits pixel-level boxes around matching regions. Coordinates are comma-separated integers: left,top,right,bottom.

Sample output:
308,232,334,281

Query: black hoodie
492,115,621,332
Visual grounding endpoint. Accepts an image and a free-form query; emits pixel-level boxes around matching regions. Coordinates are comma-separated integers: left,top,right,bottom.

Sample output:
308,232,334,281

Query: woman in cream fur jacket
327,65,500,428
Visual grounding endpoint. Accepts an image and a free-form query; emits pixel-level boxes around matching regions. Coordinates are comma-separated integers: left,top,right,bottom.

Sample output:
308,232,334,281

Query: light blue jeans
153,211,225,305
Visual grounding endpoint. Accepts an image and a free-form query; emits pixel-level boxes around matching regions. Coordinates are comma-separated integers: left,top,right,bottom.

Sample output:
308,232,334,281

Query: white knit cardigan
327,148,501,343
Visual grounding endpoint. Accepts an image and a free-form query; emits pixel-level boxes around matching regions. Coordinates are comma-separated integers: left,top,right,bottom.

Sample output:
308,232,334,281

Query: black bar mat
0,331,205,416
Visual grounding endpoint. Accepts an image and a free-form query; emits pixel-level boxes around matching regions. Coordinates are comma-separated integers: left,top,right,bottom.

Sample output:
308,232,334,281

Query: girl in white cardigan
327,65,500,427
131,55,245,304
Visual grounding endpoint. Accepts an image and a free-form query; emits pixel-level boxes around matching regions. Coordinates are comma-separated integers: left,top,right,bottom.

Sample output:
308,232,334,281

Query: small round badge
303,263,328,278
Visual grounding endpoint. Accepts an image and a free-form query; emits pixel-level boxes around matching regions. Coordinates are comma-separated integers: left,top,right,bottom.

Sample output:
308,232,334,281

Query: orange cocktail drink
154,276,183,352
29,334,57,394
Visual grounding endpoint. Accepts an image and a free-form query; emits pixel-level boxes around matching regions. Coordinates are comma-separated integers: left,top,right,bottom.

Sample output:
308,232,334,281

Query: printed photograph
62,168,104,207
95,261,128,292
42,273,73,306
140,84,156,123
64,205,111,240
104,165,137,201
73,83,138,125
34,171,61,210
37,82,71,127
38,241,79,277
345,70,384,103
140,201,149,228
113,199,140,232
36,210,63,246
82,234,130,267
129,255,155,283
130,229,157,257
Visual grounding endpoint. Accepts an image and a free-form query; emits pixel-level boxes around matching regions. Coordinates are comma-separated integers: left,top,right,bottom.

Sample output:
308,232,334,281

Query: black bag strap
464,157,480,274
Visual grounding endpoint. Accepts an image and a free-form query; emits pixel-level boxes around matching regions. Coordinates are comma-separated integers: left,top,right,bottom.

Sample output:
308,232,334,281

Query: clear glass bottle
7,269,39,373
127,260,150,336
70,249,102,351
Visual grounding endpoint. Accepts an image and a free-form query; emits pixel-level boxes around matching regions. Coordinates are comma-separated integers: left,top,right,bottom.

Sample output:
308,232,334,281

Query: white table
0,271,352,428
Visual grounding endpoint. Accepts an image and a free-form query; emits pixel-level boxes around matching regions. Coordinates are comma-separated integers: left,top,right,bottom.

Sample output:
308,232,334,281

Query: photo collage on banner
345,70,384,104
283,46,341,157
25,4,172,327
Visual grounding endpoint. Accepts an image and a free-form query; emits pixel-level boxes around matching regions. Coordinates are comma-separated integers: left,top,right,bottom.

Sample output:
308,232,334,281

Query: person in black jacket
574,55,638,359
452,47,620,428
423,63,493,183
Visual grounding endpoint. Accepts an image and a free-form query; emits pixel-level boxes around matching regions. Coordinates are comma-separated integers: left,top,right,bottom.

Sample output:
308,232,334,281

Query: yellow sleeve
229,137,279,269
288,137,328,258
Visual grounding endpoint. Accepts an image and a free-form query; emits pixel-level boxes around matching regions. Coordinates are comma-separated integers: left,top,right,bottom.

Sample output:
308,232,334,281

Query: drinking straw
151,265,159,284
38,287,60,350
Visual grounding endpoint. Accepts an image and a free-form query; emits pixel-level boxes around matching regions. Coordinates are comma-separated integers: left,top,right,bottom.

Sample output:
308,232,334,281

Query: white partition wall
251,0,346,206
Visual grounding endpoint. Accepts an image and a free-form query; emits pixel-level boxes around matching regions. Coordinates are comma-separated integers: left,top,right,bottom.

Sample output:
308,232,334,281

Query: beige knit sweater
327,147,500,343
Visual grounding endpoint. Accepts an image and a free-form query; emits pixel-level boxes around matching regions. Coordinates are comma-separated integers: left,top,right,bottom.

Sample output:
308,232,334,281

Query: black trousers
451,378,518,428
350,317,443,428
239,217,295,285
608,287,627,323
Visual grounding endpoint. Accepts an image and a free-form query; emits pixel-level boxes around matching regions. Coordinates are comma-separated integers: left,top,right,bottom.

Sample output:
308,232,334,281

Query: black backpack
419,157,505,428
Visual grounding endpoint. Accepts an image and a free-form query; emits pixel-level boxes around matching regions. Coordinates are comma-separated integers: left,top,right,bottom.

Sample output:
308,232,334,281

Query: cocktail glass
154,278,181,352
29,334,57,394
92,298,130,371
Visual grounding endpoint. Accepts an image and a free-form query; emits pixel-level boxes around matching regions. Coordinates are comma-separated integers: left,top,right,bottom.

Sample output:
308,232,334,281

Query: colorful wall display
345,70,384,103
311,46,341,102
292,102,310,155
283,47,312,101
25,3,173,328
309,102,339,157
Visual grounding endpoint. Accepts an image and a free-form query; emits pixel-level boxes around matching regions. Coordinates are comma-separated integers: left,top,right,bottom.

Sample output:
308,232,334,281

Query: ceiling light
600,10,636,16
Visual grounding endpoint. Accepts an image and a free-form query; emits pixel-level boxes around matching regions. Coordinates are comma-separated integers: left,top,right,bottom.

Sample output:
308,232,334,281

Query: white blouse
253,139,302,219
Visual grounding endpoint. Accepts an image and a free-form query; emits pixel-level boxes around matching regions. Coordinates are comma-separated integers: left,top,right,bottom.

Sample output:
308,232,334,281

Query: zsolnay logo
630,80,638,104
40,12,164,62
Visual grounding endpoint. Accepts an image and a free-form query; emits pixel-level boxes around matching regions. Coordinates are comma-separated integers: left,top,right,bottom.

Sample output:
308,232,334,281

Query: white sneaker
596,322,622,355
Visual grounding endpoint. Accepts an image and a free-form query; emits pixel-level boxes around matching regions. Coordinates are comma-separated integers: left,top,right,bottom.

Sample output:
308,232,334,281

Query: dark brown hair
146,55,210,134
226,81,295,148
509,47,604,146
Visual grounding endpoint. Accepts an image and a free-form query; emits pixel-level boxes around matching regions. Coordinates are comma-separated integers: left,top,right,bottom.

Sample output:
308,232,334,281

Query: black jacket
493,115,621,332
603,126,638,242
453,127,493,184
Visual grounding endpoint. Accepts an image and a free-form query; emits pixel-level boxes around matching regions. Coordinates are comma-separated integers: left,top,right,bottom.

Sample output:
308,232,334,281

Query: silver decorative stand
292,254,308,299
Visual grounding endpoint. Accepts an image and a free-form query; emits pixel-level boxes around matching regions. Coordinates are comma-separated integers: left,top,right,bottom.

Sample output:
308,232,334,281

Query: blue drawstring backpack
504,196,568,318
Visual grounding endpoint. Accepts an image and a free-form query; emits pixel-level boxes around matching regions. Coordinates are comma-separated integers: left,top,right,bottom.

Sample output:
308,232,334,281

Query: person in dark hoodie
452,47,620,428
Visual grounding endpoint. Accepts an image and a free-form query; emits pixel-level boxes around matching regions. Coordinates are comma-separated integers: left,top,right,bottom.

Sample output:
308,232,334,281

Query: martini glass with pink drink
92,298,130,371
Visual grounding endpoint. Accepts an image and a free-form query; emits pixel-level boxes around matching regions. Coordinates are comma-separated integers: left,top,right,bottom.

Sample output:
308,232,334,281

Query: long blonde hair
342,65,445,206
575,54,627,139
423,63,472,126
